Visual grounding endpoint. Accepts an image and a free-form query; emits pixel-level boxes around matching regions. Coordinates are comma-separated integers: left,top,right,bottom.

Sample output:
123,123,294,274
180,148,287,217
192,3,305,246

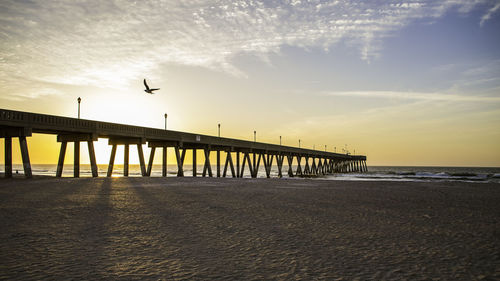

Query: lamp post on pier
299,139,301,148
218,123,220,137
254,131,256,142
325,145,327,152
164,113,168,130
77,97,81,119
280,136,282,146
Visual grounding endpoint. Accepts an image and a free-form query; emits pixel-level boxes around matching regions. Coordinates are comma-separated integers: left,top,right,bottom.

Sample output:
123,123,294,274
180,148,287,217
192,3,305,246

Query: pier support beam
240,152,254,178
107,137,146,177
287,154,294,177
251,153,262,178
317,158,323,175
193,149,197,177
304,157,310,175
311,158,317,175
277,154,283,178
202,148,213,177
88,141,98,177
253,153,256,176
175,147,186,177
137,144,146,176
56,134,98,178
217,150,221,177
4,137,12,178
2,127,33,178
163,147,168,176
124,144,129,176
262,154,269,178
296,156,303,176
148,141,177,177
107,145,117,177
240,153,246,177
263,154,274,178
147,147,156,176
222,151,236,178
19,136,32,178
236,151,240,178
74,141,80,177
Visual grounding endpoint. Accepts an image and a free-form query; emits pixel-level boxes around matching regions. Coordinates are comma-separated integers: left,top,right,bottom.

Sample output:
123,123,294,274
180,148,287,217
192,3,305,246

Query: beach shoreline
1,177,499,279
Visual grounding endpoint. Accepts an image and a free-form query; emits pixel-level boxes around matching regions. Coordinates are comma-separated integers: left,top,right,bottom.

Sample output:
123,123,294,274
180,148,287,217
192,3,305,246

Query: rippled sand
1,177,499,280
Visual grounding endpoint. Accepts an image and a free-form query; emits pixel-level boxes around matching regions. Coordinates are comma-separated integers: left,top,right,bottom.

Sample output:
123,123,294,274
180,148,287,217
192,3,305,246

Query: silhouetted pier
1,108,367,178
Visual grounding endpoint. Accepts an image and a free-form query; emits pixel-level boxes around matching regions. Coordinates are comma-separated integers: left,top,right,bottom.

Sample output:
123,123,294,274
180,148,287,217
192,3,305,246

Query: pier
1,108,367,178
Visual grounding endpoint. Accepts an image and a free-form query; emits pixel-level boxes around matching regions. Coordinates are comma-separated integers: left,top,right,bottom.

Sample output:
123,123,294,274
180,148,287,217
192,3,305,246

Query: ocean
2,164,500,183
327,166,500,183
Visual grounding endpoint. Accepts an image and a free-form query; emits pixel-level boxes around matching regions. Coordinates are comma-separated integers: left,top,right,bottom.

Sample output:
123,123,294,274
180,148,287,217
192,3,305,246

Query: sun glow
81,90,166,128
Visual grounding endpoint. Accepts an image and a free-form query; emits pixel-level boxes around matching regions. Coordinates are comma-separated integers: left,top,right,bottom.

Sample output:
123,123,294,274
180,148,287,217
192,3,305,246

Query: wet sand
1,177,499,280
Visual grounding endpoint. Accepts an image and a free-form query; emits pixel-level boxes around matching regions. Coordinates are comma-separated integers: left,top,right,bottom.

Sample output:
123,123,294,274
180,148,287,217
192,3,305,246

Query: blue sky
1,0,499,166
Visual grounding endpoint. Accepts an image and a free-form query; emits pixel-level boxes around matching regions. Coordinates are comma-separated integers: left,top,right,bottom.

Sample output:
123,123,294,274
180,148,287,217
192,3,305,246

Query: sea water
325,166,500,183
2,164,500,183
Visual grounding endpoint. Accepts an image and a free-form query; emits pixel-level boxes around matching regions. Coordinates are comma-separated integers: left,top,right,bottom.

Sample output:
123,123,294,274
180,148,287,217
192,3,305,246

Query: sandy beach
0,177,499,280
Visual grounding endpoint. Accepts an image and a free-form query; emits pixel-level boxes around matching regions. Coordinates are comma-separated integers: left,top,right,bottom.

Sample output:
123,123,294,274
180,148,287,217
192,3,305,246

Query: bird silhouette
143,79,160,94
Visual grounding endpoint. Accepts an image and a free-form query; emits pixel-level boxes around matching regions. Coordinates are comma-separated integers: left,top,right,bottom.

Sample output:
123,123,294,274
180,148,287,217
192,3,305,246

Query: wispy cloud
480,2,500,26
0,0,495,92
1,87,63,101
326,91,500,102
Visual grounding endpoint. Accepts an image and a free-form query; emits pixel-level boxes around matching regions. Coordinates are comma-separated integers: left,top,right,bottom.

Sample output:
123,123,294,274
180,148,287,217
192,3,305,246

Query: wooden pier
1,108,367,178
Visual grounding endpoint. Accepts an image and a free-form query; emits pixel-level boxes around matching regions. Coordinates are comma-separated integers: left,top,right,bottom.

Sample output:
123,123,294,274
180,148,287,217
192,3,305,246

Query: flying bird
143,79,160,94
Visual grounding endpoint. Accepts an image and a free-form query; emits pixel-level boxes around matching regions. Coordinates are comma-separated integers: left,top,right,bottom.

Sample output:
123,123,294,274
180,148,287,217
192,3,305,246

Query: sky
1,0,500,167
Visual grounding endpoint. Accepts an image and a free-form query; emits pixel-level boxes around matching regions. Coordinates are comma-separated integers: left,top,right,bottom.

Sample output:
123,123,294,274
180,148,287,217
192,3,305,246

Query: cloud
461,59,500,77
443,60,500,94
0,0,494,91
326,90,500,102
480,2,500,26
1,87,63,101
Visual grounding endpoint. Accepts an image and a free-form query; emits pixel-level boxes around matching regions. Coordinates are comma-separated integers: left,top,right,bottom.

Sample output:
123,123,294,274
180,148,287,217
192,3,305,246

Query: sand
0,177,499,280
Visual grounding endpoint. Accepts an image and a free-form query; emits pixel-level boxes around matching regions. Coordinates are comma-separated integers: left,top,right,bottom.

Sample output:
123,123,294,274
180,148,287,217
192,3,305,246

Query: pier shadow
0,178,114,280
126,178,329,279
0,177,109,231
71,178,113,279
127,178,231,279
